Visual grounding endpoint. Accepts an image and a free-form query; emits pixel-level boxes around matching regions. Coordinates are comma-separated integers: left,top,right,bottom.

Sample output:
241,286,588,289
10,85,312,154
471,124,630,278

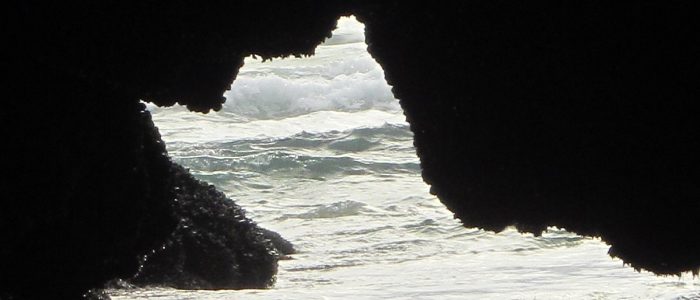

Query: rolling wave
167,122,418,180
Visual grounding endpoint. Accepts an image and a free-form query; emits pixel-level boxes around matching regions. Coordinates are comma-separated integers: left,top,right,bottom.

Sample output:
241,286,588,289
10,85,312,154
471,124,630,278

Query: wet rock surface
3,1,699,298
129,164,292,290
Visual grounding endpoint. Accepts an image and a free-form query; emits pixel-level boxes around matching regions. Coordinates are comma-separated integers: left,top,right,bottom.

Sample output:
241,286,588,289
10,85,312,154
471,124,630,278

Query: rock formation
3,1,698,298
129,164,292,290
355,2,699,275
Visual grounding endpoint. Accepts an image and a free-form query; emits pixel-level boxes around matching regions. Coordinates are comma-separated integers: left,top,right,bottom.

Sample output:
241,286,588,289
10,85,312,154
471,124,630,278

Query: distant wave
169,122,412,153
224,62,397,119
146,15,396,121
222,17,397,120
175,148,419,179
169,122,418,179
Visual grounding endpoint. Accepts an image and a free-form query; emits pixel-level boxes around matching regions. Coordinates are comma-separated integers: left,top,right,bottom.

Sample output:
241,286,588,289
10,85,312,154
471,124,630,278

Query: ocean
111,17,699,300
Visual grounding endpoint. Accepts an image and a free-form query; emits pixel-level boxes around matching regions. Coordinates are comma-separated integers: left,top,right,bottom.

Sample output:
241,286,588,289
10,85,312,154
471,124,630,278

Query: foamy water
113,17,699,300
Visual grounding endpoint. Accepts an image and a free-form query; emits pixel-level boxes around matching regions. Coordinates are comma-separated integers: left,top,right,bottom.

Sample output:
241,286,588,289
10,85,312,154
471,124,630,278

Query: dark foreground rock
0,71,285,298
3,1,700,299
129,165,291,290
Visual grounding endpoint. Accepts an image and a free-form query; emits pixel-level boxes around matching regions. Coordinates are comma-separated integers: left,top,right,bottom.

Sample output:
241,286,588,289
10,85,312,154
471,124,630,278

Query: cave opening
127,16,699,300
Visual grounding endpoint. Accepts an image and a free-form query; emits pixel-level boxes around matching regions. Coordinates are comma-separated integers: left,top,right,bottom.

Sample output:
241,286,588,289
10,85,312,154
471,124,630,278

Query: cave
3,2,699,299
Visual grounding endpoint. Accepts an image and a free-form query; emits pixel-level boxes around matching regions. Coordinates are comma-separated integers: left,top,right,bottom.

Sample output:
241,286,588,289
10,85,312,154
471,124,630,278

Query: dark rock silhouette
355,2,699,275
129,165,292,290
3,1,698,298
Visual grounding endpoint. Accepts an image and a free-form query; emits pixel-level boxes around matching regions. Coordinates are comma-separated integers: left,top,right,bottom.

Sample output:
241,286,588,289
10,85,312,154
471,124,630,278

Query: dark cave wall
2,63,284,299
11,0,346,112
2,69,176,298
4,2,346,298
356,2,699,274
3,1,699,298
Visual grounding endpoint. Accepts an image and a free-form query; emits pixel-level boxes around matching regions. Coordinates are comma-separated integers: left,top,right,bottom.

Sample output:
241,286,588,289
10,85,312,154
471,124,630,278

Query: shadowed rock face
3,1,698,298
129,164,292,290
355,2,699,275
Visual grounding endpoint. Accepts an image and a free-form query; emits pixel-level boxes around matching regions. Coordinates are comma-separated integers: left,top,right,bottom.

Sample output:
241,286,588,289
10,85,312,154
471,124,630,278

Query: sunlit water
112,17,699,300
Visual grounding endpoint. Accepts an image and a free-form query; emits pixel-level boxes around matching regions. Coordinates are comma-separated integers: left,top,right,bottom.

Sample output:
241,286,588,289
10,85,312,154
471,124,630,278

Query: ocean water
113,17,699,300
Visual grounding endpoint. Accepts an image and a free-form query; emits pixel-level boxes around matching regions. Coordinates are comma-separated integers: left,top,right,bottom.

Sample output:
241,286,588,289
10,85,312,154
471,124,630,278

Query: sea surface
112,17,699,300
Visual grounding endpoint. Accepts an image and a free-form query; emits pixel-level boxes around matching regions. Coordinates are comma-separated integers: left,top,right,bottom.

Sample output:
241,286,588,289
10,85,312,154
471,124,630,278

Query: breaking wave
222,19,398,120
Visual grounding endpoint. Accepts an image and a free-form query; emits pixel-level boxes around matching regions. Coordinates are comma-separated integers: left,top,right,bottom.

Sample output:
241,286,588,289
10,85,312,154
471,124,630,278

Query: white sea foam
223,16,398,119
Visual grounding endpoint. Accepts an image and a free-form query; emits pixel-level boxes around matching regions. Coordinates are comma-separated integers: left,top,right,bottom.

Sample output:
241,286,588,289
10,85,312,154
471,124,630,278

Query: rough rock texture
3,1,699,299
129,165,293,290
